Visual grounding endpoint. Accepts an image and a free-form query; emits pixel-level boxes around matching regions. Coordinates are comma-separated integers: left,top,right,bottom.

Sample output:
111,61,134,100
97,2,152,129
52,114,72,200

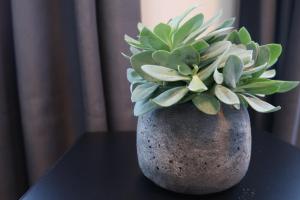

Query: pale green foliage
124,6,299,116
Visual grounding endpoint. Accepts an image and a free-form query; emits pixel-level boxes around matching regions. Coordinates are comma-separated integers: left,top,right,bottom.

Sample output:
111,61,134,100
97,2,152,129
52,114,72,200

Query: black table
21,131,300,200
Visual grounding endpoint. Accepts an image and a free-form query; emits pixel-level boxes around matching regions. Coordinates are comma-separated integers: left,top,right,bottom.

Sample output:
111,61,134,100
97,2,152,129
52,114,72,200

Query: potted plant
123,6,299,195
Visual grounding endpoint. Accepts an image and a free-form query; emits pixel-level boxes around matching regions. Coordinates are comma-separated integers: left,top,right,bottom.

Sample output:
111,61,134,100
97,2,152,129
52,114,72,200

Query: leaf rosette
123,6,299,116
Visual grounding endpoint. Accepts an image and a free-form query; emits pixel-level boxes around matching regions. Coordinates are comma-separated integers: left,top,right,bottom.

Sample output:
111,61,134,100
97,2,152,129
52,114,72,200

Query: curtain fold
0,1,28,199
97,0,139,131
74,0,108,132
239,0,300,147
1,0,140,199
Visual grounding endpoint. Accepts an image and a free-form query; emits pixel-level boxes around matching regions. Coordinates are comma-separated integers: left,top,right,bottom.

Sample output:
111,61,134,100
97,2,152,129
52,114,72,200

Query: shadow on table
133,173,253,200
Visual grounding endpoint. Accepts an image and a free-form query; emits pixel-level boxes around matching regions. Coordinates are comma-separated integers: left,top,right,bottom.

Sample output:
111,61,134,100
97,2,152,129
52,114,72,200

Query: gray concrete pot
137,102,251,195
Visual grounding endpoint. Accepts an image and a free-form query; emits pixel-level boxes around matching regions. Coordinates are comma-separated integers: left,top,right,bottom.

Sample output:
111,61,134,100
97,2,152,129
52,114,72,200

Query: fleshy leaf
264,44,282,66
131,83,159,102
213,68,224,84
130,51,158,82
183,11,222,44
203,27,234,41
243,63,268,75
141,65,190,81
192,39,209,53
153,23,172,45
216,17,235,29
130,46,141,55
226,30,240,44
188,75,208,92
178,64,192,75
152,86,189,107
246,41,259,61
198,41,231,80
255,46,270,66
172,46,200,65
252,46,270,77
168,6,197,29
134,100,159,116
214,85,240,105
124,34,140,46
238,27,252,45
201,41,231,61
223,55,243,88
277,81,299,93
140,27,169,50
192,94,220,115
238,79,299,95
260,69,276,79
152,45,200,69
172,14,204,47
127,68,143,83
240,94,281,113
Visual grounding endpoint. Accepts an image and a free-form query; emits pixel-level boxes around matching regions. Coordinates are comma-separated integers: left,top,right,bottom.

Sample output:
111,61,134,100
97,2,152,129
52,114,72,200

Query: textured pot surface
137,103,251,195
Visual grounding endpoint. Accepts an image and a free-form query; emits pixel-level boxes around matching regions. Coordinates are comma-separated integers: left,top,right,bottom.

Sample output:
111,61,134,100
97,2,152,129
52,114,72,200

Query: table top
21,130,300,200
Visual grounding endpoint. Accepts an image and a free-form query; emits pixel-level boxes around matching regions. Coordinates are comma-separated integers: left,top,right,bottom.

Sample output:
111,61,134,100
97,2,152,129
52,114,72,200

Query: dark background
0,0,299,199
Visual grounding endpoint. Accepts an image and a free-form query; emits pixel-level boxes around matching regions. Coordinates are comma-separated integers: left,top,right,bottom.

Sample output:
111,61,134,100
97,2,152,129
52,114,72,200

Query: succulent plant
123,6,299,116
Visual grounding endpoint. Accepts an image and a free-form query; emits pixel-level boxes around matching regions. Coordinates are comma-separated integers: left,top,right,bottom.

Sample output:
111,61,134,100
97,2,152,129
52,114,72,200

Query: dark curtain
0,0,139,199
239,0,300,146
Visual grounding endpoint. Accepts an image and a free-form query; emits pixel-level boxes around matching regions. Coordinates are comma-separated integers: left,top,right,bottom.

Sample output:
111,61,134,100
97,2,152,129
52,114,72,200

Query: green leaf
238,79,281,95
152,50,170,67
238,27,252,45
260,69,276,78
238,79,299,95
183,11,222,44
201,41,231,61
216,17,235,29
264,44,282,66
255,46,270,66
253,46,270,77
223,55,243,88
243,63,268,76
178,93,196,104
168,5,197,29
127,68,143,83
188,75,208,92
152,45,200,69
131,83,159,102
178,64,192,75
152,86,189,107
172,14,204,47
227,30,240,44
121,52,130,60
172,45,200,65
198,41,231,80
130,51,159,82
192,39,209,53
129,46,141,55
213,68,223,84
141,65,190,81
214,85,240,105
192,94,220,115
246,41,259,61
134,100,159,116
240,94,281,113
203,27,234,41
124,34,146,49
277,81,299,93
130,82,144,93
140,27,169,50
218,45,253,67
137,23,144,32
153,23,172,45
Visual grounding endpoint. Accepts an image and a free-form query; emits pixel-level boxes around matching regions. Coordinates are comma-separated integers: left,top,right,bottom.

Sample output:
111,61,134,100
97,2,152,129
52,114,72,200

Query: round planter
137,102,251,195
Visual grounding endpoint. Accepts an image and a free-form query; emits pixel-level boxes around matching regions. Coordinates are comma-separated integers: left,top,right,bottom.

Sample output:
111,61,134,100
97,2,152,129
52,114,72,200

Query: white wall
141,0,238,28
